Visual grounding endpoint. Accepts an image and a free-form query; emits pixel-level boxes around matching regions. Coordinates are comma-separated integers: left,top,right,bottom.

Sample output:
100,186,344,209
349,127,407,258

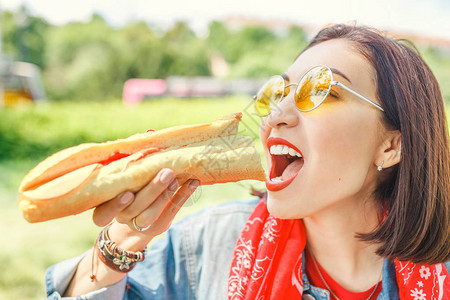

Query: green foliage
1,6,50,68
421,47,450,104
1,10,17,56
43,15,121,100
160,21,210,76
207,24,307,78
1,8,311,101
1,8,450,104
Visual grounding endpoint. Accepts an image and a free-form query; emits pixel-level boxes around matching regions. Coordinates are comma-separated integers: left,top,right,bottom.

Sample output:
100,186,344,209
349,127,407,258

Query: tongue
282,159,304,180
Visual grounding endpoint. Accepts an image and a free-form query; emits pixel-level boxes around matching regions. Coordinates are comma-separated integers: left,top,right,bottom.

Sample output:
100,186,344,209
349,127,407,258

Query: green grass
0,97,266,299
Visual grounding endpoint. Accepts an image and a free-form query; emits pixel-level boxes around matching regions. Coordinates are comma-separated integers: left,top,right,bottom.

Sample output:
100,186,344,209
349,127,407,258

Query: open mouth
266,137,304,191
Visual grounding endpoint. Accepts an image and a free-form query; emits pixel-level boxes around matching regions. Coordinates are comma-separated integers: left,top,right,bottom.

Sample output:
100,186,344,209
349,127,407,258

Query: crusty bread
18,113,266,223
19,112,242,193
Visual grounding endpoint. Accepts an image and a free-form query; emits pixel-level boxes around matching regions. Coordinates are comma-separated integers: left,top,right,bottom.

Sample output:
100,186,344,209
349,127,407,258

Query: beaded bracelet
94,224,147,274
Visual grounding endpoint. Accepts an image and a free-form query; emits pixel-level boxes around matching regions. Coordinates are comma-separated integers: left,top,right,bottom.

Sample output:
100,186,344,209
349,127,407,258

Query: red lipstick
265,137,304,192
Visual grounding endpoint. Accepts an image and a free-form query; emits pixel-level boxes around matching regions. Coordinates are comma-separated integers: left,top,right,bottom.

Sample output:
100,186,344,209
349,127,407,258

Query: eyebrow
283,67,352,84
330,67,352,84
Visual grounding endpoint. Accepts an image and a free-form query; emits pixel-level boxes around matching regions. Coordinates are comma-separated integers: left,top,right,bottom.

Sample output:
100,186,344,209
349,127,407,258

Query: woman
46,24,449,299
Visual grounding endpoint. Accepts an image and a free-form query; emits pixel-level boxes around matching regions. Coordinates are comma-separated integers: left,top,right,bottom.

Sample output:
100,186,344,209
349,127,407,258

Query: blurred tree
118,21,164,79
226,25,307,78
1,10,19,58
208,24,278,64
273,26,308,66
2,9,447,103
206,22,308,78
234,26,277,55
421,46,450,105
1,6,49,68
159,21,210,76
206,21,231,56
43,14,118,100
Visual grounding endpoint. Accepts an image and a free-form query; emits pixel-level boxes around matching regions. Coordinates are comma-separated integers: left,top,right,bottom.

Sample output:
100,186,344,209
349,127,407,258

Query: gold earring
377,161,384,171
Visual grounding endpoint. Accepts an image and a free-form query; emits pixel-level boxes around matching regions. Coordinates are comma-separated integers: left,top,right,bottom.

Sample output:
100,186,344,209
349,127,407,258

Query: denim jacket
46,198,449,300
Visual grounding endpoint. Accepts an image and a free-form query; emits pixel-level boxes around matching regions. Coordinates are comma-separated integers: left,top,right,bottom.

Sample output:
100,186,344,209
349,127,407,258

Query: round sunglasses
253,65,384,116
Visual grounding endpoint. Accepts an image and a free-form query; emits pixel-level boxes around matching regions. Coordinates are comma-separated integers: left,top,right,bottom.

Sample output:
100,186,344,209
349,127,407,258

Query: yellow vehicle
1,61,46,106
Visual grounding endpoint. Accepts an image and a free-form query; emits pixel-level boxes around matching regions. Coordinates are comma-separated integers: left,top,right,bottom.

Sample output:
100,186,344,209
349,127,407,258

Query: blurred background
0,0,449,298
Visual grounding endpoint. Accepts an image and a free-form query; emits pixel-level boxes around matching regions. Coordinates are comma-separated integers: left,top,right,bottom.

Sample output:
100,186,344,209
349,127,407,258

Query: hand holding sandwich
64,169,200,296
92,168,198,241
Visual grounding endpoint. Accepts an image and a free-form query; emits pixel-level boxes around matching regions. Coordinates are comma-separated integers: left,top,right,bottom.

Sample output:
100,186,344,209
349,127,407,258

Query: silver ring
132,217,151,232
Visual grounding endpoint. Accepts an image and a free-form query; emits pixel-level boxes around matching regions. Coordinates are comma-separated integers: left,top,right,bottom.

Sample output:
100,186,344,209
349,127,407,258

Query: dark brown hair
303,24,450,264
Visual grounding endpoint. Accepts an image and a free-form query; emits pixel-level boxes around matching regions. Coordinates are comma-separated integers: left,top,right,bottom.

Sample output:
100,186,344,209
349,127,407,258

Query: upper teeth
270,145,302,158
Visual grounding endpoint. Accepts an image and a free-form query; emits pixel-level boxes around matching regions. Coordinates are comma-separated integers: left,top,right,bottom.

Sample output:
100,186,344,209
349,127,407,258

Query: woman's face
261,39,386,218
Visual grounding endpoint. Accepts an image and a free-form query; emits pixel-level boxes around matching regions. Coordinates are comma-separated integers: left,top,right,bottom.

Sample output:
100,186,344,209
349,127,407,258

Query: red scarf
228,199,450,300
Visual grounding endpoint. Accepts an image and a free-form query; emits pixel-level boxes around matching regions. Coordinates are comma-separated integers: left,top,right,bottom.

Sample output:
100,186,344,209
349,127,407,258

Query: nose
265,93,299,130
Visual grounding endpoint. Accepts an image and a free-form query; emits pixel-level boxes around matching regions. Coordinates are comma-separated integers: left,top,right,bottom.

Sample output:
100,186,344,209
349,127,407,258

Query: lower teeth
271,176,282,182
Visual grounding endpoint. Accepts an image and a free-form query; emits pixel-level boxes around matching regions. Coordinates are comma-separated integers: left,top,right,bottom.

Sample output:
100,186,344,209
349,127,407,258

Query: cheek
311,114,379,187
298,114,379,203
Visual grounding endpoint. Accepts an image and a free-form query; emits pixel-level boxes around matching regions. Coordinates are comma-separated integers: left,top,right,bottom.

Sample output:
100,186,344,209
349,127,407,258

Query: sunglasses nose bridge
284,83,298,93
272,83,300,117
282,82,298,103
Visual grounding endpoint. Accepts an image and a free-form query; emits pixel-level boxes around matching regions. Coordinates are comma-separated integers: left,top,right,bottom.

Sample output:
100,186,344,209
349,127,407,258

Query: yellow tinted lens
295,66,331,111
254,76,285,116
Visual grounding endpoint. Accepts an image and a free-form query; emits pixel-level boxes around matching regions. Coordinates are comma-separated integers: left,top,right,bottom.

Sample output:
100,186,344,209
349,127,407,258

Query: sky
1,0,450,40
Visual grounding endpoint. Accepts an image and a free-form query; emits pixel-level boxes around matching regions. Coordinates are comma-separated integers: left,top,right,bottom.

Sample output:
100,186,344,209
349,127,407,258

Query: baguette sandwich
18,112,266,223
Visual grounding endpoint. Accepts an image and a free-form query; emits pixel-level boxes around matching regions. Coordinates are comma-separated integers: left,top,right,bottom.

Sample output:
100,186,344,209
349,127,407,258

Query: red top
305,250,382,300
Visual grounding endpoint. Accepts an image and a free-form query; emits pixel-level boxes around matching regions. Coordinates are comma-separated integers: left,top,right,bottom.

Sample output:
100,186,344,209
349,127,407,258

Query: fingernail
121,191,134,205
160,169,174,184
168,179,178,191
189,180,200,191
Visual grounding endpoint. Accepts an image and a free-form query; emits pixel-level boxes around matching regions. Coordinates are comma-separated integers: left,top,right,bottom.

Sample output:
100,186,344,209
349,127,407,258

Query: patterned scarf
228,199,449,300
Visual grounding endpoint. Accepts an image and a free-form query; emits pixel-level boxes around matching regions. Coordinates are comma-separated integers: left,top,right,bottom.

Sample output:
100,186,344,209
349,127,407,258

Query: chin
266,193,298,219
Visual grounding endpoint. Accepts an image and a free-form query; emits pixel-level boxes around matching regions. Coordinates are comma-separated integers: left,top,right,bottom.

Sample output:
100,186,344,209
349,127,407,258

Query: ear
374,130,402,169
